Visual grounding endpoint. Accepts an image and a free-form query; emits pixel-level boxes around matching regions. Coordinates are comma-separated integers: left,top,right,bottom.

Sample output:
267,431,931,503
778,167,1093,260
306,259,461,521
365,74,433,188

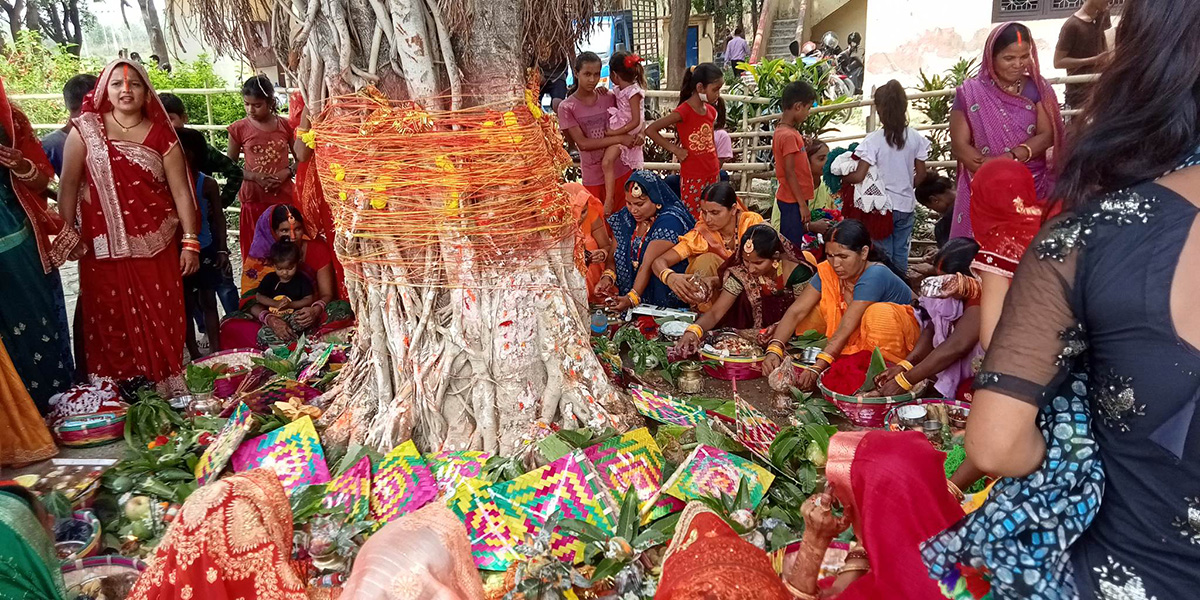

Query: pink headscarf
950,23,1065,239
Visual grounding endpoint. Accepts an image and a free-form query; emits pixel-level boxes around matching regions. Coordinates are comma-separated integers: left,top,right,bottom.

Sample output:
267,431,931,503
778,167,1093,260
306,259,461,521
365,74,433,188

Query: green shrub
0,31,101,127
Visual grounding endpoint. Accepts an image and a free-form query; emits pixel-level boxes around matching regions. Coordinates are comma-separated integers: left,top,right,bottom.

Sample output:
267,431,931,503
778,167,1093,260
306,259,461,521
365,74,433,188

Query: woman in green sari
0,482,65,599
0,75,74,413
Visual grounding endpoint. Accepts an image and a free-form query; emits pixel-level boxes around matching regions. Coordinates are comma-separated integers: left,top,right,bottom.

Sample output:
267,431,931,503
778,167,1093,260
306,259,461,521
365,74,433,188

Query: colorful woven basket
817,373,913,428
54,411,126,447
193,348,262,399
699,350,764,380
61,555,147,599
54,511,101,562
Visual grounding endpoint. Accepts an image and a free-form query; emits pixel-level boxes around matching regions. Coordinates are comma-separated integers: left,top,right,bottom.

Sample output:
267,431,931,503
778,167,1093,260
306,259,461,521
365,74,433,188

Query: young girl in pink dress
601,52,646,215
228,75,296,259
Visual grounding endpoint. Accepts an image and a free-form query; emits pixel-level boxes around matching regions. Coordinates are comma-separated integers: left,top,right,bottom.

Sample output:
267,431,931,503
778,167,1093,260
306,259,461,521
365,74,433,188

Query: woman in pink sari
57,59,199,393
949,22,1065,239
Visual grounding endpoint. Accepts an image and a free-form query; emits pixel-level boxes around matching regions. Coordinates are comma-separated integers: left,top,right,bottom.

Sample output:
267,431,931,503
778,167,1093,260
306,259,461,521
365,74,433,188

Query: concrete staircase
764,18,798,60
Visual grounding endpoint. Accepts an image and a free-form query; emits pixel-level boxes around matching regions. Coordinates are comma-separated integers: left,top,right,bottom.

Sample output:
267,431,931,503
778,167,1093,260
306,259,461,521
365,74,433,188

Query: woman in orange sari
565,183,612,304
128,469,307,600
57,59,199,394
783,431,964,599
649,181,763,308
0,339,56,466
761,219,920,390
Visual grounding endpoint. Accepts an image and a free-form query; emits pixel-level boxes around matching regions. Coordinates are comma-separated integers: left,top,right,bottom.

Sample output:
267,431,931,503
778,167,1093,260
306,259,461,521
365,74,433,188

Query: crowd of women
3,0,1200,597
576,0,1200,597
1,61,351,468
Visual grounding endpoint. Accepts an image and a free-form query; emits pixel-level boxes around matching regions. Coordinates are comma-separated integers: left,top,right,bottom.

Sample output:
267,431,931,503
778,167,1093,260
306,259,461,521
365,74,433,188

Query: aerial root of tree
183,0,634,455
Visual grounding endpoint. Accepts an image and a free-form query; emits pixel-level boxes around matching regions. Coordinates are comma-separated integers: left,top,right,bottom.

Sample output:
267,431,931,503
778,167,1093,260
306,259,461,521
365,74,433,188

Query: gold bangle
601,269,616,282
1018,143,1033,163
766,345,785,359
837,565,870,576
895,372,914,391
947,479,965,502
659,268,675,284
685,323,703,339
816,352,835,365
782,578,819,600
182,232,200,240
625,290,641,306
898,360,914,372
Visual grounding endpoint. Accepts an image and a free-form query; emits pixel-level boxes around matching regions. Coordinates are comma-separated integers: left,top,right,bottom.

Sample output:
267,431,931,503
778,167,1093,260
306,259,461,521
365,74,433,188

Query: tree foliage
0,30,99,124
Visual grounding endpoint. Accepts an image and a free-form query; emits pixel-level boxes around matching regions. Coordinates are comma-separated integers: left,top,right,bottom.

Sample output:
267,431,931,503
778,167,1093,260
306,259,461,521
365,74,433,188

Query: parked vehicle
565,11,661,91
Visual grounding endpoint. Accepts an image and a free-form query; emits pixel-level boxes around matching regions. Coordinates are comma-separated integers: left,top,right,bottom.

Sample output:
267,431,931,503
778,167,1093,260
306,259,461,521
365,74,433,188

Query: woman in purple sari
949,22,1065,239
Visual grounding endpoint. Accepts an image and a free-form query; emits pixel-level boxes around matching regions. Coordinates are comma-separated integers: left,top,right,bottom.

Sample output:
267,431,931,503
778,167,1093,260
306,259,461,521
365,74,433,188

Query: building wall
807,0,868,45
861,0,1100,92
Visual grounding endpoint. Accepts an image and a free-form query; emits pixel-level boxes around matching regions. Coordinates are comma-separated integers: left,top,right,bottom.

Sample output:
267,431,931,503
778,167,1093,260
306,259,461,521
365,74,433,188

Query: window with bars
992,0,1123,21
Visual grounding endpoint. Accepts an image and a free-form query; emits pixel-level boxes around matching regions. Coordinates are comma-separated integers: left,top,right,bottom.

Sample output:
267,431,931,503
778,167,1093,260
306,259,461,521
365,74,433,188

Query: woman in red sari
57,59,199,394
656,501,792,600
784,431,964,600
128,469,308,600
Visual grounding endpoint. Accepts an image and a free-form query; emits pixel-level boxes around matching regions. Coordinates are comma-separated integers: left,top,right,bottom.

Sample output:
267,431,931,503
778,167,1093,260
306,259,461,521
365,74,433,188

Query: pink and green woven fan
493,451,616,564
230,415,332,495
581,428,671,520
735,395,781,460
627,384,706,426
370,440,438,525
429,450,492,501
323,456,371,521
194,402,254,486
447,480,531,571
660,444,775,509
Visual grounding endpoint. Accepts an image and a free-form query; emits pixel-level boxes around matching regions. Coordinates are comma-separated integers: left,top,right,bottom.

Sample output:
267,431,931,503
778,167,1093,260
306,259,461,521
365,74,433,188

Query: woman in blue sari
599,171,695,310
0,76,73,413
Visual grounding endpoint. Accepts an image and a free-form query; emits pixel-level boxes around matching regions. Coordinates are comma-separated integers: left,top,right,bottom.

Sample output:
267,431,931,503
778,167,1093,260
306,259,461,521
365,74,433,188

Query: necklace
112,112,144,133
999,76,1024,96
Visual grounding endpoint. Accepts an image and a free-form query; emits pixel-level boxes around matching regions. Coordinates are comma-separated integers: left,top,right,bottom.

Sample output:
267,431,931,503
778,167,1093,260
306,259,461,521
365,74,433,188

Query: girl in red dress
228,75,296,259
646,63,724,216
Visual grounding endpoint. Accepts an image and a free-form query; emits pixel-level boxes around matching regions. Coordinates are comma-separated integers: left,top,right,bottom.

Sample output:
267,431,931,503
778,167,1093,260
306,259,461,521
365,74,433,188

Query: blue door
686,26,699,68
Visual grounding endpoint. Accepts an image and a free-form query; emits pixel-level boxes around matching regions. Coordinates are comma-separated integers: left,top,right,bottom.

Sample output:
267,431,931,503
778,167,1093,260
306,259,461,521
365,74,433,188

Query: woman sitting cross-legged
872,238,984,400
649,181,763,308
673,223,818,356
760,219,920,391
598,171,695,310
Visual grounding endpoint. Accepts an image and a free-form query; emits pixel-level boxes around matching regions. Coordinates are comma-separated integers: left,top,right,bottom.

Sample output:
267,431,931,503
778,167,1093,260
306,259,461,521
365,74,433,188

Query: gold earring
773,261,781,269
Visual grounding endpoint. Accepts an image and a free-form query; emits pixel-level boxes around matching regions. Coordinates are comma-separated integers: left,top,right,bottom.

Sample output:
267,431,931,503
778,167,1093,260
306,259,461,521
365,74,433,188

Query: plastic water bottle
590,311,608,335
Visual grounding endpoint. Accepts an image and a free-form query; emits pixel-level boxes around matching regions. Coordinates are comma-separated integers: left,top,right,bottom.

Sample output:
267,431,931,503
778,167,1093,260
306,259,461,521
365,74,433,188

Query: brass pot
677,362,704,394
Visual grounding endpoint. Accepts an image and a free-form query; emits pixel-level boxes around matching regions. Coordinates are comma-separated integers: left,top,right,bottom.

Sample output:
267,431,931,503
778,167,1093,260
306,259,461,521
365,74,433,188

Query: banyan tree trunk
179,0,639,455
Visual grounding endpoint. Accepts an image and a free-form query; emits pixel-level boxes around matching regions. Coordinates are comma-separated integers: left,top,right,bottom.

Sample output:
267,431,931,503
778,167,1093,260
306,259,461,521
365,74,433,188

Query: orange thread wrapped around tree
309,81,577,290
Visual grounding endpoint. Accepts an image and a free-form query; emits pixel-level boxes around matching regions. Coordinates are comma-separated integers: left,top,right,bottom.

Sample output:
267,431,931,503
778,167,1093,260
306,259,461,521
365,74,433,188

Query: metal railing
12,73,1098,205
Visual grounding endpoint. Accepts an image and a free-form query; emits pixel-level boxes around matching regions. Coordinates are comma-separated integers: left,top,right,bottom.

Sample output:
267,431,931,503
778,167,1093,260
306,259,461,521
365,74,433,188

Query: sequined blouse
976,172,1200,599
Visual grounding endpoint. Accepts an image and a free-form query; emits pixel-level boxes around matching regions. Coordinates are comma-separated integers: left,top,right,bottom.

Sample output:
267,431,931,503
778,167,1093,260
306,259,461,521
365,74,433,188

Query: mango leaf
856,347,889,394
560,518,610,544
591,558,624,583
616,487,640,540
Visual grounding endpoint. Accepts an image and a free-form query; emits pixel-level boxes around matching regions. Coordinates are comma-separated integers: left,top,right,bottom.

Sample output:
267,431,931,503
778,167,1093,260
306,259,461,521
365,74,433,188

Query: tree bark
136,0,171,69
172,0,638,455
666,0,690,89
4,0,26,42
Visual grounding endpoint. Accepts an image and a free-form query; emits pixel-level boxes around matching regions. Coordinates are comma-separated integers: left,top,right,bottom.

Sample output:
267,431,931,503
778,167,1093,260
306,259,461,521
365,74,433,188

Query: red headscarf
655,502,792,600
826,431,964,600
969,158,1043,278
0,77,62,272
72,59,197,261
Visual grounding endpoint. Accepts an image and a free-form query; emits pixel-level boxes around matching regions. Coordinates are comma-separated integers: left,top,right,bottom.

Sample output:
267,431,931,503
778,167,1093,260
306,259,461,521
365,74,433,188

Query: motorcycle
836,32,865,96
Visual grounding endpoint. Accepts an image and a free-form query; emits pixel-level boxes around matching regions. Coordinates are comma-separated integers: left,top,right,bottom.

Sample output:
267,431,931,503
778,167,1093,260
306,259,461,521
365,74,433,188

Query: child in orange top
772,81,817,249
228,75,296,259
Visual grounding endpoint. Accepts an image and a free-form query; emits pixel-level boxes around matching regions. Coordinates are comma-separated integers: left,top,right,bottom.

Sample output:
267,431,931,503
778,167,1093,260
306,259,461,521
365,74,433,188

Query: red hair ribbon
624,54,643,69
